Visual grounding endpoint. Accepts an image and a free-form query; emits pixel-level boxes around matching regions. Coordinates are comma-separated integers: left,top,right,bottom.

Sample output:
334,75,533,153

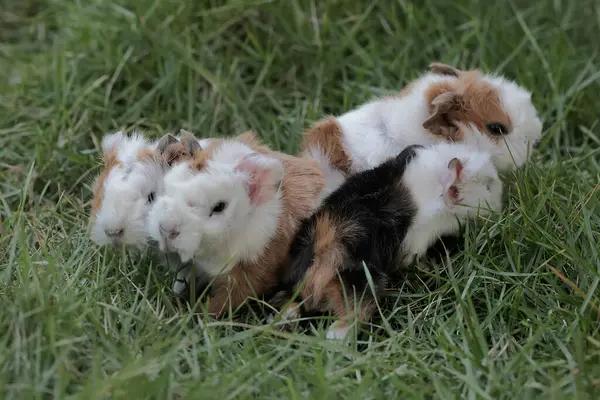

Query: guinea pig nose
159,224,179,240
105,228,124,238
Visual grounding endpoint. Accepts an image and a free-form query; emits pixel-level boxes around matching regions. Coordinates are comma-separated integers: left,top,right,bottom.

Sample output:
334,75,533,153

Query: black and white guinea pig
271,141,503,340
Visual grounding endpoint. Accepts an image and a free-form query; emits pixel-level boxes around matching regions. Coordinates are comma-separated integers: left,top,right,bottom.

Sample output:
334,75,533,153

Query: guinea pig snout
159,224,180,240
105,228,125,245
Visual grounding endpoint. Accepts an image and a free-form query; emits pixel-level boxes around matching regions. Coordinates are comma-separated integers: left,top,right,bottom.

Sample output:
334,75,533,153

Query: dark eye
486,123,508,136
210,201,227,216
147,192,155,203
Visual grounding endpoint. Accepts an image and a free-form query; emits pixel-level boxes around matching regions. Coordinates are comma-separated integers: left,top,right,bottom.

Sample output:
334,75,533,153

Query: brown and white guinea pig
270,141,503,340
147,131,325,315
89,130,211,249
303,62,543,199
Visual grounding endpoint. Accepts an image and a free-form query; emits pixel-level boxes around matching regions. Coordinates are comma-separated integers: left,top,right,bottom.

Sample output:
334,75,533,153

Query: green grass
1,0,600,398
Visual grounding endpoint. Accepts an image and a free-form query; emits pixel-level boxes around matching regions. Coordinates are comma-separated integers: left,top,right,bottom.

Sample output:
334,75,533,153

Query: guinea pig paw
325,321,352,341
178,250,195,263
282,306,301,321
267,306,301,332
172,279,188,297
265,313,276,324
172,265,192,296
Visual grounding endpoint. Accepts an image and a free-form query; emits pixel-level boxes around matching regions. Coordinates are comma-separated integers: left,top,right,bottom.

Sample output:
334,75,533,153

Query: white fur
480,75,543,170
308,147,347,203
147,140,284,278
400,142,503,263
91,131,164,249
313,71,542,194
335,74,449,173
101,130,125,154
326,321,351,341
92,131,214,250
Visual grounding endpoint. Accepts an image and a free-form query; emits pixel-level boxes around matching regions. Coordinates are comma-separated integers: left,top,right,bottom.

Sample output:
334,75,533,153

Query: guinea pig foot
172,278,189,297
172,264,193,296
325,320,352,341
266,304,301,331
282,306,301,321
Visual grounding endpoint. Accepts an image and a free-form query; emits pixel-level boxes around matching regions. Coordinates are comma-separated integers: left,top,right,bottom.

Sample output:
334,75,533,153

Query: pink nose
105,229,124,245
159,225,179,240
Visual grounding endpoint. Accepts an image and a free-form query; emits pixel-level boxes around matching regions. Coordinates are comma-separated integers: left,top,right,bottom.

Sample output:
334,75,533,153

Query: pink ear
101,130,125,154
444,158,464,205
234,154,284,205
448,158,463,182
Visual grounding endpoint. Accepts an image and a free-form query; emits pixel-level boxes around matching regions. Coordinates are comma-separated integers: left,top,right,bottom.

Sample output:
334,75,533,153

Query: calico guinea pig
147,132,325,316
303,62,542,199
271,141,503,340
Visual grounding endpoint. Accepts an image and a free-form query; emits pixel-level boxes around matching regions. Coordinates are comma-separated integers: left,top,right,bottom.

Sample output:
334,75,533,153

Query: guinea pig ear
423,91,463,138
429,62,463,77
234,153,284,206
101,130,125,155
179,130,203,156
443,157,464,206
156,134,179,154
235,131,260,147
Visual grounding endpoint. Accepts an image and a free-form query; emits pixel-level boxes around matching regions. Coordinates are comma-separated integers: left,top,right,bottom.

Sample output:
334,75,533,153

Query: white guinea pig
303,62,543,199
147,133,325,314
89,130,209,249
148,139,285,272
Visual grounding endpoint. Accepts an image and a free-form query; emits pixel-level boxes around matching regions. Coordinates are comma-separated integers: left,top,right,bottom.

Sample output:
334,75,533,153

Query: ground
1,0,599,398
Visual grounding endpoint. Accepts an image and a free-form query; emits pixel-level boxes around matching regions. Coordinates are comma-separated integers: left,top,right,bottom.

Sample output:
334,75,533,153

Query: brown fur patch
235,131,261,148
136,148,159,163
189,140,223,171
138,145,198,168
161,142,189,166
423,71,512,141
301,217,343,308
315,213,337,255
91,151,120,216
424,81,456,104
201,151,326,316
322,278,376,325
302,261,338,310
158,140,204,167
234,130,296,162
298,214,364,310
396,82,414,98
302,117,352,174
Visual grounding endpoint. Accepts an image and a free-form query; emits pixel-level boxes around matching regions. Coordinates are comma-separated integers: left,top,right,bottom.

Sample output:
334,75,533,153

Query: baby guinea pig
271,141,503,340
147,132,325,315
89,130,208,249
303,62,542,199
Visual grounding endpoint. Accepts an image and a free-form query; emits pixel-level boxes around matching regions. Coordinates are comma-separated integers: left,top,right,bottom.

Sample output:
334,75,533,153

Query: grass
1,0,600,398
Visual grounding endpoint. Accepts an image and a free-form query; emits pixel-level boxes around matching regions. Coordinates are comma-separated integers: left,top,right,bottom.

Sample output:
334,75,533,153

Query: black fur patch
425,233,463,264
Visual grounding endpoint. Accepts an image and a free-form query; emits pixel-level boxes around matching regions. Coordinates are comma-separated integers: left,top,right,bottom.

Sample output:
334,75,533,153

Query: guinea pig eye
210,201,227,216
147,191,156,203
486,123,508,136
